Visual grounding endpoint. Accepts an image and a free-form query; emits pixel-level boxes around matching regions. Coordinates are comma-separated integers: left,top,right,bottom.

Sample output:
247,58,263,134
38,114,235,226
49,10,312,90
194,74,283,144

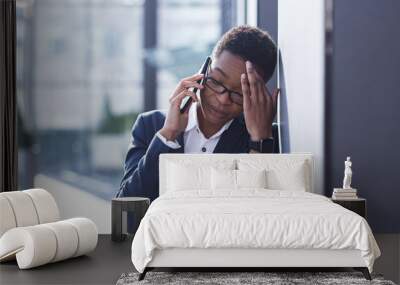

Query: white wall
278,0,325,193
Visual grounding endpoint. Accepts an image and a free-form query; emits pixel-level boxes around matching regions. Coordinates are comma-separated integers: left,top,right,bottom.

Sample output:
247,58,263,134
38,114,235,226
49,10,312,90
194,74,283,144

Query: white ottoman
0,189,98,269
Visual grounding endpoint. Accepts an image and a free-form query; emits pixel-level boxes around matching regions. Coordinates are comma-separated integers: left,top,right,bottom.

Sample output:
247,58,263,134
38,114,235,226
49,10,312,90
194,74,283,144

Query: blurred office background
16,0,238,233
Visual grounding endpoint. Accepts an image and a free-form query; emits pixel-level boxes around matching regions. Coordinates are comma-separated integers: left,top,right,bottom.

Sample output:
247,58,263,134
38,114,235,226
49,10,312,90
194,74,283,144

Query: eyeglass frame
203,62,244,106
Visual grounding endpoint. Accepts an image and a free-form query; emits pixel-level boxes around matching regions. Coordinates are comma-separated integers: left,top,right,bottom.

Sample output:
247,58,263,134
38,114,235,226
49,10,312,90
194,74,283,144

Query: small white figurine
342,156,353,189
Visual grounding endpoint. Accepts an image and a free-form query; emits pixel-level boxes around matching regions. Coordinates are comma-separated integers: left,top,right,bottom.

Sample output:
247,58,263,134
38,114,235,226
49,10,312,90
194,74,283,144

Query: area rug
116,271,396,285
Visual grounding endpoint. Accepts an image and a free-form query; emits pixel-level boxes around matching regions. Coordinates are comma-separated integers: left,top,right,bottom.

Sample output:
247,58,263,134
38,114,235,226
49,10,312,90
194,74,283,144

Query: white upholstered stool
0,189,98,269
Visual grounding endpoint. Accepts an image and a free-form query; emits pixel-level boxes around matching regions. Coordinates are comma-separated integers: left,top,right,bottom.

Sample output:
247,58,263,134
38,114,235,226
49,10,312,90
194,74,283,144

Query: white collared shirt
156,103,233,153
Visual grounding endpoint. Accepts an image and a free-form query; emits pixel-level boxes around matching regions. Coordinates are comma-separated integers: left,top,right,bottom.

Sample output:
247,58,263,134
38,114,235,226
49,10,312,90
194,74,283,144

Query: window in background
16,0,236,233
155,0,236,109
156,0,221,109
17,0,143,232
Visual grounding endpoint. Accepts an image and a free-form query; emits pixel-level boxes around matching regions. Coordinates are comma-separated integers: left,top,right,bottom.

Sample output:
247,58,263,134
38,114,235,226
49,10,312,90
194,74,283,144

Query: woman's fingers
246,61,276,108
169,75,204,100
171,90,198,106
241,73,251,110
180,80,204,90
257,81,267,104
182,73,204,82
246,61,258,103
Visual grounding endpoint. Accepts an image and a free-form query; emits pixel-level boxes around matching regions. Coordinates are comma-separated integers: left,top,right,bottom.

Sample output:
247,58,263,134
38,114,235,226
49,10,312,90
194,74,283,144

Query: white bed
131,153,380,280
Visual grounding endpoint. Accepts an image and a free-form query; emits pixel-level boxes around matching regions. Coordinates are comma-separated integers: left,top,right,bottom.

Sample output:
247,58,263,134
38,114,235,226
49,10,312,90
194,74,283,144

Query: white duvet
131,190,380,273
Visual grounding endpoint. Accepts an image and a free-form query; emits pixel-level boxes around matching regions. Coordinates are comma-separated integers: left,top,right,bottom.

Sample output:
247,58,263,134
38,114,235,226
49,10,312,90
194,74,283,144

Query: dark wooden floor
0,235,133,285
1,234,397,284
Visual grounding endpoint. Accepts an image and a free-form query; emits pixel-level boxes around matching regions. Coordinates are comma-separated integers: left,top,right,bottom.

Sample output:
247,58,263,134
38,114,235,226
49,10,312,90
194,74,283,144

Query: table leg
134,201,149,234
111,202,124,242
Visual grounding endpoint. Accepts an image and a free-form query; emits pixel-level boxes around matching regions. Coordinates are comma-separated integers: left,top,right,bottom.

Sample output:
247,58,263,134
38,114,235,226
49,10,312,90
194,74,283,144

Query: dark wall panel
329,0,400,232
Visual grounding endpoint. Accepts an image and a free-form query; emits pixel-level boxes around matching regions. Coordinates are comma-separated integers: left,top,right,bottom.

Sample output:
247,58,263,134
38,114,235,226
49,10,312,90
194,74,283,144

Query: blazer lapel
213,116,247,153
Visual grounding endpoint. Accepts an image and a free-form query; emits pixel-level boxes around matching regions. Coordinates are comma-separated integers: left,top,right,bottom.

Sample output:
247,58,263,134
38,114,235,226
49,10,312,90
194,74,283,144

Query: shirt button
201,147,206,152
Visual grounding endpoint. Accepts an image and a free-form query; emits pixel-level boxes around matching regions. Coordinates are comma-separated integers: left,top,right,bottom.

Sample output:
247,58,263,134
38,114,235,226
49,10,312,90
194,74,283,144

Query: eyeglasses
202,61,243,105
204,76,244,106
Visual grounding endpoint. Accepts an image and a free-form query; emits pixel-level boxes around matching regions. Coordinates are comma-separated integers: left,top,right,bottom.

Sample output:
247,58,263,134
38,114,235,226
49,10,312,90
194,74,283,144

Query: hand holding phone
179,56,211,113
159,58,211,141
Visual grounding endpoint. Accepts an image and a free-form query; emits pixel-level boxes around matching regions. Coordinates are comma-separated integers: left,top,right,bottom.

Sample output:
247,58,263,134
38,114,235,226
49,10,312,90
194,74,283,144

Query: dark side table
112,197,150,242
331,197,366,218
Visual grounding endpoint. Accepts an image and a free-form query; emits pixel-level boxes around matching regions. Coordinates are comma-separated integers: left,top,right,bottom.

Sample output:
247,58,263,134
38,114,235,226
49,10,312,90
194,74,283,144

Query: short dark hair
212,25,277,82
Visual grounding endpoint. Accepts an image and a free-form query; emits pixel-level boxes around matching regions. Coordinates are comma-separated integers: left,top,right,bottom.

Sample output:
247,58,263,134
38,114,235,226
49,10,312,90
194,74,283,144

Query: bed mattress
131,190,380,273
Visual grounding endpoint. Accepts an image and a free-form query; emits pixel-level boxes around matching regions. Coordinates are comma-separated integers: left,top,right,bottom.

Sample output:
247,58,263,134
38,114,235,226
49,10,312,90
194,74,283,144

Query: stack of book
332,188,358,199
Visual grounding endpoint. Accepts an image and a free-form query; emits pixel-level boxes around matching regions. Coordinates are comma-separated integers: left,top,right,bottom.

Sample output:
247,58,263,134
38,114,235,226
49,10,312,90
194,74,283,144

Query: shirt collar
185,102,234,139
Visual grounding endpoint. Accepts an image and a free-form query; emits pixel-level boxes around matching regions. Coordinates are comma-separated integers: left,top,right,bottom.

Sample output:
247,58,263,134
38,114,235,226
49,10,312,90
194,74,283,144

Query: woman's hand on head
241,61,280,141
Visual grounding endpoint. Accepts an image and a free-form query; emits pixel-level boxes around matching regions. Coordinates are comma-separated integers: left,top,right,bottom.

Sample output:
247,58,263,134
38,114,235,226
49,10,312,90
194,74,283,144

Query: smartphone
179,56,212,114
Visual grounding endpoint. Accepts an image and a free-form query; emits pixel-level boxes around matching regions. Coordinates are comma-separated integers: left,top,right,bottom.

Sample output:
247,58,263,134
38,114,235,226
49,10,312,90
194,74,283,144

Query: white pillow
238,159,309,191
266,163,307,191
211,168,236,190
237,169,267,189
167,160,235,192
211,168,267,190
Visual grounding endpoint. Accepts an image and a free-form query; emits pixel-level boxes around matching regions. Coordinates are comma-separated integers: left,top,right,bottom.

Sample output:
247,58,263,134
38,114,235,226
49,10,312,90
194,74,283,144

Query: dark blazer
116,110,278,200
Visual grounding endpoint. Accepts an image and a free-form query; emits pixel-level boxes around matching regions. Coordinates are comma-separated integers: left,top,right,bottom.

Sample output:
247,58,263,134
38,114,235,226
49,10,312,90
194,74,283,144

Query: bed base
138,267,371,281
354,267,372,280
138,248,372,281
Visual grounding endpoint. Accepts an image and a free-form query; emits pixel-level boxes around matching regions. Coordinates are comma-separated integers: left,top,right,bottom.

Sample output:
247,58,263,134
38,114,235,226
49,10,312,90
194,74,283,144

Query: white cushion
24,189,60,224
159,154,314,195
0,189,60,237
0,196,17,237
0,218,98,269
211,168,267,190
65,218,98,257
0,226,57,269
0,189,98,269
42,221,79,262
266,162,307,191
211,168,236,190
0,191,39,227
236,169,267,189
238,158,310,191
166,160,235,192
